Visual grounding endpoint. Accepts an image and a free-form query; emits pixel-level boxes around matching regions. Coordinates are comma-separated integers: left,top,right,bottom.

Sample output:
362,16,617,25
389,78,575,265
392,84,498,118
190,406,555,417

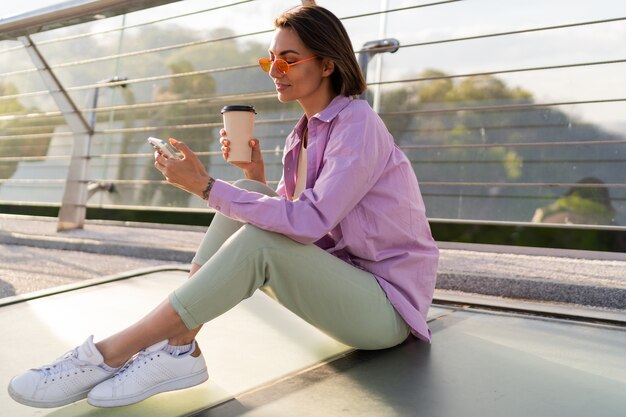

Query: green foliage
415,69,453,103
533,180,616,226
0,83,23,114
379,69,623,225
451,76,531,102
503,149,523,179
555,194,614,219
0,81,55,180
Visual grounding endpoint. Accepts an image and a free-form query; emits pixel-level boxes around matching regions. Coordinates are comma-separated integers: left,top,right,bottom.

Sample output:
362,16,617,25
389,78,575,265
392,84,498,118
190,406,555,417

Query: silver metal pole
358,38,400,104
19,35,126,231
372,0,390,113
19,35,94,231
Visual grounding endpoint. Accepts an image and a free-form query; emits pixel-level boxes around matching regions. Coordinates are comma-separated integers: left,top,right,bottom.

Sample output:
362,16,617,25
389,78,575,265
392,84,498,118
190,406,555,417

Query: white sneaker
7,336,115,408
87,340,208,407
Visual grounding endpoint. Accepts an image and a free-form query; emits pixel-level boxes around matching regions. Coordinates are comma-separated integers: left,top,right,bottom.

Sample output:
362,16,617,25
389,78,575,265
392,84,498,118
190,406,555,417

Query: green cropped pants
168,180,409,350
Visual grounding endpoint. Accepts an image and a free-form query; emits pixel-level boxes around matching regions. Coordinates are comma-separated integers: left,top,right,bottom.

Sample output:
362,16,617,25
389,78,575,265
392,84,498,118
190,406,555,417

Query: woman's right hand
220,129,266,184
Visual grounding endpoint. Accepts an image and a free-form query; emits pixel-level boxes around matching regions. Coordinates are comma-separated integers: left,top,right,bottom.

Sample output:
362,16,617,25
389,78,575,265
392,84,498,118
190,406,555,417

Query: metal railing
0,0,624,235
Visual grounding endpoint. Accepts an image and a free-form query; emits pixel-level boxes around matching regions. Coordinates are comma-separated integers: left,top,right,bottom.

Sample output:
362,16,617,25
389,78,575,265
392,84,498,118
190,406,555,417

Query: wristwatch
202,177,216,200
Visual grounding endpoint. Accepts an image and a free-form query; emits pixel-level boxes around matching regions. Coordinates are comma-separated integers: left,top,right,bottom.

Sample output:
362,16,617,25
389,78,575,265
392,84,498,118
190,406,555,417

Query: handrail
0,0,181,41
0,0,254,51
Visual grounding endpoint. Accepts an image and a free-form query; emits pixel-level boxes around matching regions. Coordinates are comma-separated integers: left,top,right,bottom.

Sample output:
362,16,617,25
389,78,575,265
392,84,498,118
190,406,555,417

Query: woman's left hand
153,138,212,199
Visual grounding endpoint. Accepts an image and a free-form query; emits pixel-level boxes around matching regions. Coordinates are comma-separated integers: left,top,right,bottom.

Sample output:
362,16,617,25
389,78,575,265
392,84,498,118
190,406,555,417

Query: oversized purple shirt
208,95,439,342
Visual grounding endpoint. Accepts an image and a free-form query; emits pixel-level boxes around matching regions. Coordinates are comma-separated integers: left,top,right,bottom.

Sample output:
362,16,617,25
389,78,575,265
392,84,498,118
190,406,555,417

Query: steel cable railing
4,114,624,148
369,59,626,87
0,0,624,228
1,178,624,190
0,90,276,120
2,96,626,145
21,0,256,48
2,56,624,105
368,16,626,52
0,29,273,78
3,142,625,162
341,0,464,21
1,11,623,135
380,97,626,116
0,0,456,57
0,63,256,101
2,14,624,79
401,138,626,151
1,81,624,128
416,182,626,189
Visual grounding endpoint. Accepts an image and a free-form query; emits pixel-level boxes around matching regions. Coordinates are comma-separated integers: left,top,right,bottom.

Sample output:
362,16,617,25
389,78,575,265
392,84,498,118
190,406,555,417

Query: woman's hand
220,129,266,184
154,138,212,199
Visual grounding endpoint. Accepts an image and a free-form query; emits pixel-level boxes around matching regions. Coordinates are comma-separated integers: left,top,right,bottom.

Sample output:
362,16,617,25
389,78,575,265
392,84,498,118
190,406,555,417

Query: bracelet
202,177,216,200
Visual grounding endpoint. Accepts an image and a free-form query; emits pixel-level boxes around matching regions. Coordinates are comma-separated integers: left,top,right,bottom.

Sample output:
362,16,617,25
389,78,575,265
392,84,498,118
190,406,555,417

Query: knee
238,224,284,243
230,225,292,254
233,179,276,196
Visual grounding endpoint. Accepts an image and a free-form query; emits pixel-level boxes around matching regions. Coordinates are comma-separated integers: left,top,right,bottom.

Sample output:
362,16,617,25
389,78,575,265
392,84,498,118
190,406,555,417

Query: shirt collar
291,95,354,142
315,95,353,123
294,115,308,138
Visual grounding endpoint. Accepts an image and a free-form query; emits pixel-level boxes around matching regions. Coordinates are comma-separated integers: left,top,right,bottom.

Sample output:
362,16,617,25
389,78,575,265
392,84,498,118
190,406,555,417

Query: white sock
99,363,120,373
164,342,193,357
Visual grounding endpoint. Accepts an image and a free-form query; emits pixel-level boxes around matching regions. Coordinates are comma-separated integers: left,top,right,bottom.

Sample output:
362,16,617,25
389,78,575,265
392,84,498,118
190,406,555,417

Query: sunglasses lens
258,58,271,72
275,59,289,74
258,58,291,74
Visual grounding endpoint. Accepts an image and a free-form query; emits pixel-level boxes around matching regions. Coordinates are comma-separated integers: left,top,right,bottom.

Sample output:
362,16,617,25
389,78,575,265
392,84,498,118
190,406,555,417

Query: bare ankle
96,341,129,368
104,359,125,369
191,343,201,357
168,336,195,346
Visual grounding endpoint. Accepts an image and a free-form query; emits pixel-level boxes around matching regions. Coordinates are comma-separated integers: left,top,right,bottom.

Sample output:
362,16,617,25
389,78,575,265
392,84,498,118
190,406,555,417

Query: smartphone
148,137,180,159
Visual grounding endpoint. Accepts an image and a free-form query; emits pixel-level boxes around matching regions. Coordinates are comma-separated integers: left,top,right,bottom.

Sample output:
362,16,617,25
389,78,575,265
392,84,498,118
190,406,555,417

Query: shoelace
38,348,92,382
114,349,161,381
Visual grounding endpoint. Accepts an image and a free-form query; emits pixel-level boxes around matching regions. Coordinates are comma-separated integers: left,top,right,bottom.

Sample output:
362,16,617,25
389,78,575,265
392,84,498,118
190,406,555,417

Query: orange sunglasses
258,55,318,74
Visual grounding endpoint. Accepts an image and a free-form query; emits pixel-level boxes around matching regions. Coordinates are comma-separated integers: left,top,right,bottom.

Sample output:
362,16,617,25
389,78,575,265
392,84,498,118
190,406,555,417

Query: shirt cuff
206,179,238,217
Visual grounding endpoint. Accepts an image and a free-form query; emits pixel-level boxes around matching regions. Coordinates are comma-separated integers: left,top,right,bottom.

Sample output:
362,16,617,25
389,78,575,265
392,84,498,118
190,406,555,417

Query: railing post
19,35,94,231
358,38,400,105
19,35,125,231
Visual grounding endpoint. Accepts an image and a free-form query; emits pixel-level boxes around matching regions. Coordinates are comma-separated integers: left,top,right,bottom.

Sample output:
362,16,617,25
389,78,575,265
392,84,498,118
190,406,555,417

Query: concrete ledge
436,272,626,310
434,289,626,325
437,244,626,310
1,215,624,312
0,230,195,262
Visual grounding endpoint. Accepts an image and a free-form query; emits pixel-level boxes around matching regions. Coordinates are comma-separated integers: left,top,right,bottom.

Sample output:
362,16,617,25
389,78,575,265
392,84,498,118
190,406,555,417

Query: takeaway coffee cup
221,105,257,163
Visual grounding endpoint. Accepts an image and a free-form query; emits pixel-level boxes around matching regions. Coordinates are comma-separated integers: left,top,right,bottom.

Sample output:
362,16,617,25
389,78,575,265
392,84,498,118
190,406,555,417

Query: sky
1,0,62,19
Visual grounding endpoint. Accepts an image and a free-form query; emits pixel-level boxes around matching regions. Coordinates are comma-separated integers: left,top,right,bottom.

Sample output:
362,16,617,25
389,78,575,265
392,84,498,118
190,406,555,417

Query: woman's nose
269,62,284,78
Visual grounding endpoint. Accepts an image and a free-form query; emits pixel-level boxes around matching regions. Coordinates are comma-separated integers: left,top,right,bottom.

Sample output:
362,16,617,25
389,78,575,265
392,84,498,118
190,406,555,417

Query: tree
0,82,54,180
379,70,624,225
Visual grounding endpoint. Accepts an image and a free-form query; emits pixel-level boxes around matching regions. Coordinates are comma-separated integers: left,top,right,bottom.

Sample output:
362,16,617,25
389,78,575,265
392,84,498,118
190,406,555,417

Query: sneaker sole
8,383,89,408
87,368,209,408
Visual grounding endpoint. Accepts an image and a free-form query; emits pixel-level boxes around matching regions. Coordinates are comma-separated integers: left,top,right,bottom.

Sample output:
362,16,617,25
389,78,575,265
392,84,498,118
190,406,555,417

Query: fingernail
169,138,178,144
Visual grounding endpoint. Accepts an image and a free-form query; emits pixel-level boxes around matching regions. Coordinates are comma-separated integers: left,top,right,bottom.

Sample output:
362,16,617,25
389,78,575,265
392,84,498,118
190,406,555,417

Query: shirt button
216,205,221,210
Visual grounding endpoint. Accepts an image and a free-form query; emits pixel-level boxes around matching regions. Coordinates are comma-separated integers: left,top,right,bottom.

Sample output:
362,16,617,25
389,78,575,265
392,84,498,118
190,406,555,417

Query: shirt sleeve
275,174,288,199
207,109,390,244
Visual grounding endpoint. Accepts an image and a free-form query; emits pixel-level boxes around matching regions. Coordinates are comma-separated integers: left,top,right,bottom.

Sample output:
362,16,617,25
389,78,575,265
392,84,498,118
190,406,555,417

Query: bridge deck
1,268,624,417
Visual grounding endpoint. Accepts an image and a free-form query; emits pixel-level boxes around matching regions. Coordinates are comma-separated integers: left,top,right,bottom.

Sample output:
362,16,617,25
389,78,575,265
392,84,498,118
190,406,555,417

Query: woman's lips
275,83,289,92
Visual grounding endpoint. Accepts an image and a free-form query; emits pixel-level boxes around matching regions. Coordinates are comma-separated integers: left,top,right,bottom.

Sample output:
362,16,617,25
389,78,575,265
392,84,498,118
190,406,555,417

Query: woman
8,5,438,409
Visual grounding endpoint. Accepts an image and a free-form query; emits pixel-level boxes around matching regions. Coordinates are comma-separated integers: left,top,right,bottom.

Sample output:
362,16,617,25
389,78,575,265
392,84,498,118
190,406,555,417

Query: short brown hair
274,6,367,97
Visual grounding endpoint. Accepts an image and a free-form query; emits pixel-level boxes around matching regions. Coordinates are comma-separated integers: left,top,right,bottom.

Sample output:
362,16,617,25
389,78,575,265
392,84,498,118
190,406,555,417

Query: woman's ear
321,59,335,78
